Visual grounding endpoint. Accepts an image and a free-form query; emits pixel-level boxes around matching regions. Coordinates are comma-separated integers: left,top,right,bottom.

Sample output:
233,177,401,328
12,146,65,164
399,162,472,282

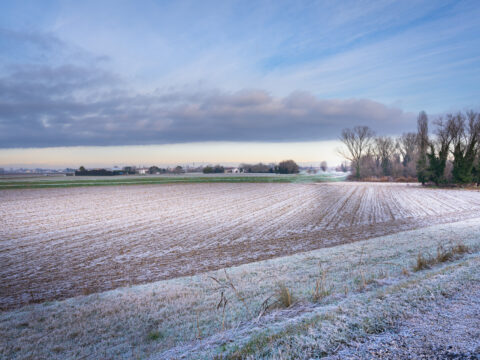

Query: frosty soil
2,182,480,309
2,216,479,359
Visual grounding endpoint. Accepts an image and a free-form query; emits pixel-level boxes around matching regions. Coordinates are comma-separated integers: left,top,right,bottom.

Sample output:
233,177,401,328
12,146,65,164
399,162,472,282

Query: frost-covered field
2,182,480,309
1,217,480,359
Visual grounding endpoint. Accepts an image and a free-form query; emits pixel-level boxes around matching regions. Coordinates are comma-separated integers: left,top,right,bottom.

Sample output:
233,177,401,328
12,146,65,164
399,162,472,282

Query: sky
1,0,479,168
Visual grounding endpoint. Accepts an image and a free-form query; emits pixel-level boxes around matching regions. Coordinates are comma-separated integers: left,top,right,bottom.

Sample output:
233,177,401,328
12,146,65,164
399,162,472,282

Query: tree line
75,165,185,176
339,110,480,185
76,160,301,177
239,160,300,174
202,160,300,174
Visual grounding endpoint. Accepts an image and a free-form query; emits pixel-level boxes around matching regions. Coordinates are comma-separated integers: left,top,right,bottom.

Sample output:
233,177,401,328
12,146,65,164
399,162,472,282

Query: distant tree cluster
239,163,274,173
75,167,123,176
239,160,299,174
76,160,301,177
75,165,187,176
148,166,166,174
339,110,480,186
277,160,300,174
122,166,136,174
174,166,185,174
147,165,184,174
203,165,225,174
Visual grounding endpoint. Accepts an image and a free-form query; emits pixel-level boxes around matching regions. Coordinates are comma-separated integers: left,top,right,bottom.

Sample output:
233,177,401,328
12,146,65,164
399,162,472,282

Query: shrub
147,330,163,341
414,252,435,271
275,283,294,308
312,268,330,302
414,242,470,271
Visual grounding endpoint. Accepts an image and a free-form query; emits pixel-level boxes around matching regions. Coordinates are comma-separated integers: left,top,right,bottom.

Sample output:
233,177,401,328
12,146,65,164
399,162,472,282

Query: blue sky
0,0,479,166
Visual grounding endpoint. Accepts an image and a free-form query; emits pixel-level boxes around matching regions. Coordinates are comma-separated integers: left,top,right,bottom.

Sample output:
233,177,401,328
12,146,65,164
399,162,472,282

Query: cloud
0,64,416,148
0,27,111,72
0,28,64,52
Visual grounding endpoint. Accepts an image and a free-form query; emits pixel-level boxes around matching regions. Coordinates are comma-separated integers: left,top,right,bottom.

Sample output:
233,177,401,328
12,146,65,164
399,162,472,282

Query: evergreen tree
452,142,476,184
472,156,480,185
426,144,448,185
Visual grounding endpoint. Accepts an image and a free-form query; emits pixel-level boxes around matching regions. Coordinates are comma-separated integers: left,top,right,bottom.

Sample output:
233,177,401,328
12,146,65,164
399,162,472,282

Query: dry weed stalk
216,291,228,331
313,263,331,302
209,270,251,316
209,269,252,331
195,310,202,339
223,269,251,317
414,252,433,271
357,244,367,290
255,294,274,321
275,283,294,308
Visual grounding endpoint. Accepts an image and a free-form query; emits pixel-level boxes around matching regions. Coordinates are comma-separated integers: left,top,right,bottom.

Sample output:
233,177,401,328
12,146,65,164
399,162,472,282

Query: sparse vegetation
414,242,471,271
275,283,294,308
1,216,479,359
203,165,225,174
414,252,435,271
2,183,480,359
147,331,163,341
312,265,331,302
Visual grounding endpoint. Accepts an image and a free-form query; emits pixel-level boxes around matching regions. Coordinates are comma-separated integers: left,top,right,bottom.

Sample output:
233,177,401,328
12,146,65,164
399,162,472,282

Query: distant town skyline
1,1,479,166
0,141,343,169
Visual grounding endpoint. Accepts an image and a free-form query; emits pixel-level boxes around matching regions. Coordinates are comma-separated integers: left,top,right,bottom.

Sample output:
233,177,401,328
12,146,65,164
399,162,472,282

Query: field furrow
2,182,480,310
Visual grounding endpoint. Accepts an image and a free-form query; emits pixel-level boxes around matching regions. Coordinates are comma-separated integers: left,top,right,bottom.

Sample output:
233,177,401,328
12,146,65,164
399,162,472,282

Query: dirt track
2,182,480,309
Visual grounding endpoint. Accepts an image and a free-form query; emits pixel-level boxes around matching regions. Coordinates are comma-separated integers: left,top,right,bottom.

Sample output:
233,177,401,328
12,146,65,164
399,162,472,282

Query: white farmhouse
137,168,149,175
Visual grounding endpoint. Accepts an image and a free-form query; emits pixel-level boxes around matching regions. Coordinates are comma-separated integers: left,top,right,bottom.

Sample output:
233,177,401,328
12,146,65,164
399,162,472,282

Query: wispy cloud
0,0,479,149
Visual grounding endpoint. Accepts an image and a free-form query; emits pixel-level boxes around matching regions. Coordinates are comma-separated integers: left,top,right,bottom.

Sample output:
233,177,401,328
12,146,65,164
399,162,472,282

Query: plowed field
2,182,480,309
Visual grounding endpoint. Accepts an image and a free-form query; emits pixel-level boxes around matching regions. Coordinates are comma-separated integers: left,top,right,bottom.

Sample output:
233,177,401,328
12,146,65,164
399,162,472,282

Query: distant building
0,168,4,174
224,167,241,174
136,168,149,175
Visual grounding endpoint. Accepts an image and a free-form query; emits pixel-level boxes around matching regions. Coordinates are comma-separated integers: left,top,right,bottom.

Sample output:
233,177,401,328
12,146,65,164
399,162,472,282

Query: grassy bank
0,174,346,190
1,217,479,359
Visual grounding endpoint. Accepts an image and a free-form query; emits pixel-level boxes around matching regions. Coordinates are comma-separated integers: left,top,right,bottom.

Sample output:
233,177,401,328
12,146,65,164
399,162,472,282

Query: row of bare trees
339,126,418,180
339,110,480,185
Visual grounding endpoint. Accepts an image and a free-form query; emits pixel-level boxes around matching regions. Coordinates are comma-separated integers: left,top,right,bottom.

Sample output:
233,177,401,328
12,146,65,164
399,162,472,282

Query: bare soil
2,182,480,310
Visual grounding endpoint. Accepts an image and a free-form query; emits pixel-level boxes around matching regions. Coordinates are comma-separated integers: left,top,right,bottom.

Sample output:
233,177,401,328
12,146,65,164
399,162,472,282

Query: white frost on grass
1,217,480,359
3,183,480,309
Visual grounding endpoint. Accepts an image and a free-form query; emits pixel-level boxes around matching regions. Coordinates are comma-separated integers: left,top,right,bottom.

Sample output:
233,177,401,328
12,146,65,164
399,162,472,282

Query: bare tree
339,126,375,179
320,161,328,172
450,111,480,183
426,115,455,185
374,136,395,176
398,133,417,165
450,111,480,151
397,132,418,177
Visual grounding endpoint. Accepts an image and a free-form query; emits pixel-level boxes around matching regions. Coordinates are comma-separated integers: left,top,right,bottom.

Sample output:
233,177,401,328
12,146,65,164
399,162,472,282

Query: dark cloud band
0,65,415,148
